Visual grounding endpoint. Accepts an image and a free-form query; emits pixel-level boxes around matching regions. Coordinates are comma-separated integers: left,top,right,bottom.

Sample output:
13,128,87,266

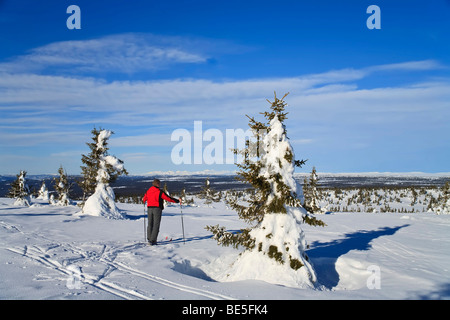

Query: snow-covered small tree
81,130,128,219
53,165,73,206
198,178,220,204
79,127,128,204
180,188,194,206
180,188,187,203
303,166,324,214
206,93,325,288
8,170,31,206
162,183,172,207
37,181,50,202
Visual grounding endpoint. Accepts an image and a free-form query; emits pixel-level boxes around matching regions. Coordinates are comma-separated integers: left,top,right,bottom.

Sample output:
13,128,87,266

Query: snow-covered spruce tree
37,181,50,202
81,129,128,219
79,127,128,204
303,166,324,214
162,183,172,207
181,188,195,206
198,178,220,204
7,170,31,206
206,93,325,287
180,188,187,203
53,165,73,206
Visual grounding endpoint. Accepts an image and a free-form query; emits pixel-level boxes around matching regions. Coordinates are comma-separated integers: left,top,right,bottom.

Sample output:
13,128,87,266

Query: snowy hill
1,196,449,300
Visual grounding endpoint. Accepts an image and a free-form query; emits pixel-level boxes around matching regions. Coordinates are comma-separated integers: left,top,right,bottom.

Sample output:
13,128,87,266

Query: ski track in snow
6,245,150,300
1,220,234,300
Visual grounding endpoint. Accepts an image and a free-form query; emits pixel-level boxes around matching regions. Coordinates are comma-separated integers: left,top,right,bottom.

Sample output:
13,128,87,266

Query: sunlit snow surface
1,196,449,300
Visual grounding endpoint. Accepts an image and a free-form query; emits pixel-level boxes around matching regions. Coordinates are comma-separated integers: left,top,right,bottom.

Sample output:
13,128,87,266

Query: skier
142,179,181,245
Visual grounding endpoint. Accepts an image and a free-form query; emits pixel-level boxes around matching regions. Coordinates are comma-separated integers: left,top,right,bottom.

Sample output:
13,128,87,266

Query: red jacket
143,186,179,209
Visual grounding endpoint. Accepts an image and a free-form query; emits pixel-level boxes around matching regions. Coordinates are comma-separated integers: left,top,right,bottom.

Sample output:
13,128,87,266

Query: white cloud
365,60,444,73
291,81,450,116
0,67,373,118
0,33,209,74
1,63,448,130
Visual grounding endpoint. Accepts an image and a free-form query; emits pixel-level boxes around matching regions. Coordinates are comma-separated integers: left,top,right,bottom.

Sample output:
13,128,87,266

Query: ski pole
180,202,186,245
143,204,147,243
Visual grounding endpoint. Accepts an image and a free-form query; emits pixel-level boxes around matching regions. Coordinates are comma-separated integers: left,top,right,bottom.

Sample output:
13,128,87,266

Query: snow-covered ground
0,197,449,300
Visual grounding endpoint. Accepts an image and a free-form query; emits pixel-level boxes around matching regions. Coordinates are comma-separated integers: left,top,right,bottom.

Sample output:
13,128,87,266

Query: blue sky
0,0,449,175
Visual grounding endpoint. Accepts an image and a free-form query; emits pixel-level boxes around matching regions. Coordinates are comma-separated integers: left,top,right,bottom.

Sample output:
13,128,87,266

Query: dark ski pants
147,207,162,244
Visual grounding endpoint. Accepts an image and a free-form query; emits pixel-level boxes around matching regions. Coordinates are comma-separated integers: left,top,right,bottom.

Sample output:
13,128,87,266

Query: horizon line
1,170,450,178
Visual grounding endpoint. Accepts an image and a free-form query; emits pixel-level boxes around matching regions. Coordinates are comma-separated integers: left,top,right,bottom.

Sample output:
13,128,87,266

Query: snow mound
81,184,125,220
214,209,316,288
216,249,315,288
334,257,374,290
13,197,30,207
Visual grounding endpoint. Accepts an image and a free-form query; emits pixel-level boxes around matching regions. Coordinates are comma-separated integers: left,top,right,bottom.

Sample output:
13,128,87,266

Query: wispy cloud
0,33,211,74
365,60,445,73
0,59,448,133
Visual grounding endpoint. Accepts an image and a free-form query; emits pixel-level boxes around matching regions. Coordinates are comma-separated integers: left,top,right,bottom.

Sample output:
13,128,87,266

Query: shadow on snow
307,224,410,289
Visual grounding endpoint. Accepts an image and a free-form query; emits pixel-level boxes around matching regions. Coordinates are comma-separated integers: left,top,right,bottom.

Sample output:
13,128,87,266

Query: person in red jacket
142,179,181,245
